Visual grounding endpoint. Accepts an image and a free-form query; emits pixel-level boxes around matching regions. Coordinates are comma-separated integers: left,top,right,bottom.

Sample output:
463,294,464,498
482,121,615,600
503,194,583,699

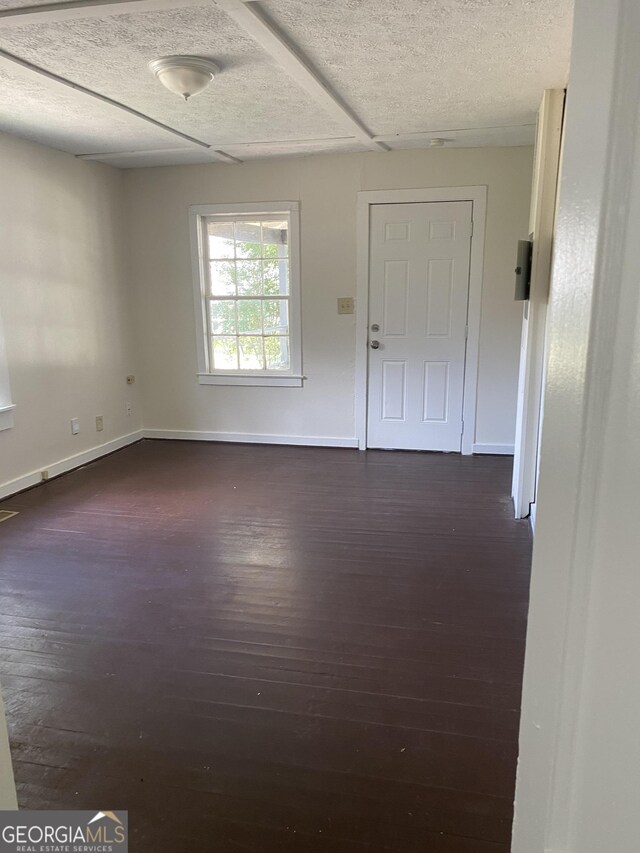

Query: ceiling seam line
0,48,239,160
213,0,388,153
77,148,242,163
373,123,538,141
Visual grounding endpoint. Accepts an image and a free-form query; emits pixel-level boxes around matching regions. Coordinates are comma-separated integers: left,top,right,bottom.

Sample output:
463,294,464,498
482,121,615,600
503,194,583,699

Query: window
189,202,302,386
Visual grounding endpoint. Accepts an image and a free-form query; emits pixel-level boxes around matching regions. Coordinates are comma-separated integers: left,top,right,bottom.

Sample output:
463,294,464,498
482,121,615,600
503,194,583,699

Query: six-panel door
366,201,473,451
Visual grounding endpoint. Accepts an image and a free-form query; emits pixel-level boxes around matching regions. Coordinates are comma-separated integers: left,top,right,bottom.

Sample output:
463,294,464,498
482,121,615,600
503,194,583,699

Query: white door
366,201,473,451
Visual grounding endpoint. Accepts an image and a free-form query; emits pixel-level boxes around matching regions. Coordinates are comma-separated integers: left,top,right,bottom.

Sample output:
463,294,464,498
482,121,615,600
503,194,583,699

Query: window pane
210,261,236,296
208,221,234,259
237,300,262,334
212,336,238,370
263,259,289,296
264,336,290,371
209,300,236,335
238,336,265,370
235,221,262,259
236,260,262,295
262,299,289,335
261,220,288,259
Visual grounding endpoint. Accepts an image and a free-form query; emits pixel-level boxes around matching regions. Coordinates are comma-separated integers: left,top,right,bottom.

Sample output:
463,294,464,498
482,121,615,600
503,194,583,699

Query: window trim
189,201,303,387
0,310,14,432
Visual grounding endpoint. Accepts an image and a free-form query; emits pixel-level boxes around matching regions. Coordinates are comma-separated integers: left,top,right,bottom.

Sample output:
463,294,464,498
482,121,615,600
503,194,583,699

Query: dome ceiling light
148,56,220,101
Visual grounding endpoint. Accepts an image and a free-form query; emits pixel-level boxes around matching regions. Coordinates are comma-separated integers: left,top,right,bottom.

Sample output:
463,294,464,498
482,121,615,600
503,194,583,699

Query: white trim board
472,443,514,455
144,430,359,448
511,89,565,520
0,430,143,501
214,0,385,152
355,186,487,454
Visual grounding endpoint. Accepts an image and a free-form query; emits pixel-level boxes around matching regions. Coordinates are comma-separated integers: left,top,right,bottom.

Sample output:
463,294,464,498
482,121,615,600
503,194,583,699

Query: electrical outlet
126,402,132,417
70,418,80,435
337,297,354,315
126,375,135,385
96,415,104,432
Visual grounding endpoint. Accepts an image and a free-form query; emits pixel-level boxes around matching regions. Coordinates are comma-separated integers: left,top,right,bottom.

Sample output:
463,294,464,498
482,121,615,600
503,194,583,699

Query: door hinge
461,419,465,434
470,219,474,237
464,324,469,340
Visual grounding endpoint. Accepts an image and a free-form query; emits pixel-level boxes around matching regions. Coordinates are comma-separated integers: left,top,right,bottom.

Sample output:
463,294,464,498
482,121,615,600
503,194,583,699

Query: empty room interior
1,0,640,850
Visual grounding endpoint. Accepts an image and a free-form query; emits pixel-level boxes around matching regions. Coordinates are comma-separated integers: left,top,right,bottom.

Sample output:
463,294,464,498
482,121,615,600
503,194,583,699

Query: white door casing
366,201,473,451
355,187,486,454
511,89,565,520
512,0,640,849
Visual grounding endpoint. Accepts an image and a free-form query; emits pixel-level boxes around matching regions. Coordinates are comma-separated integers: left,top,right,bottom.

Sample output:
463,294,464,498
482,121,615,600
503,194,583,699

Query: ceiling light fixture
148,56,220,101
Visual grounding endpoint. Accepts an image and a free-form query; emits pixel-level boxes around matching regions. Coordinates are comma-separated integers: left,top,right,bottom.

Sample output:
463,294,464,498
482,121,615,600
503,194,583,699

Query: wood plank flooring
0,440,531,852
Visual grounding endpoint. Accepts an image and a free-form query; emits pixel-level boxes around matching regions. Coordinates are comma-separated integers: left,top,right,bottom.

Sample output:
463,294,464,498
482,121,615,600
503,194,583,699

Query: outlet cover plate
337,297,354,315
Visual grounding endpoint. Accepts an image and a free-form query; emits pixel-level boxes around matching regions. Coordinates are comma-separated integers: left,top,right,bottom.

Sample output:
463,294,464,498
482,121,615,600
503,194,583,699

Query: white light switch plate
337,297,354,315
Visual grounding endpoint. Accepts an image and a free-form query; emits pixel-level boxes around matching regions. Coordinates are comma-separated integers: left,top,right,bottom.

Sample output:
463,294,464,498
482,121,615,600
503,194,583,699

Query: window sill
0,404,16,431
198,373,305,387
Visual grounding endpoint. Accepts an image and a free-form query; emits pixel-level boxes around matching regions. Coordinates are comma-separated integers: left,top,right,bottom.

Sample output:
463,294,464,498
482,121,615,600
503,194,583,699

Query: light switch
337,297,354,315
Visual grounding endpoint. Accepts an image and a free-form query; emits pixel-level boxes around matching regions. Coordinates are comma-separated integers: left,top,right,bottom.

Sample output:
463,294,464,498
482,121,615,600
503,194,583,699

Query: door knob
370,340,380,349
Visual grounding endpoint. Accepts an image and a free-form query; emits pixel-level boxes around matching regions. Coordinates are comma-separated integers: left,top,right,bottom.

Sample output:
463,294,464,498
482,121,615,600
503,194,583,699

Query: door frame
355,186,487,453
511,90,565,520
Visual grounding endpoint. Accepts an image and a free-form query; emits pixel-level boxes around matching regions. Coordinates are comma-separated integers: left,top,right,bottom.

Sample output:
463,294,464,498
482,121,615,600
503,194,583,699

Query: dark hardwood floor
0,440,531,852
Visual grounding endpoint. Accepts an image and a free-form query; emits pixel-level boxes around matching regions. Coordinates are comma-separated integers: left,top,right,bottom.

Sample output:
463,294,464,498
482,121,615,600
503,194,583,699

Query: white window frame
189,201,303,387
0,307,15,432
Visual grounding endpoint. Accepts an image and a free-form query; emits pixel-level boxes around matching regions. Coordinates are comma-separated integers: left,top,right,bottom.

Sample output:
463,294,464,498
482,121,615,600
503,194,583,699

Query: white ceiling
0,0,573,168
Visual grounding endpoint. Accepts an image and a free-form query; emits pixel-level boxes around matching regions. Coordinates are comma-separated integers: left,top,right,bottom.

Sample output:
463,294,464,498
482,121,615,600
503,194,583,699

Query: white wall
512,0,640,849
126,146,532,447
0,132,142,496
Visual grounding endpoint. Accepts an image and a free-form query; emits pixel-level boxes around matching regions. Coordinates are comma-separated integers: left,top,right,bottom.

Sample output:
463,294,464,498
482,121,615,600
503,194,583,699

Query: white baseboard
0,429,144,501
144,429,359,448
472,443,515,455
2,431,513,502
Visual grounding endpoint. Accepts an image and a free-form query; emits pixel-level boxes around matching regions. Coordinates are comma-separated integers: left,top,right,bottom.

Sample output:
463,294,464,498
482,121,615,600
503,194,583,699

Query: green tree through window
207,218,290,372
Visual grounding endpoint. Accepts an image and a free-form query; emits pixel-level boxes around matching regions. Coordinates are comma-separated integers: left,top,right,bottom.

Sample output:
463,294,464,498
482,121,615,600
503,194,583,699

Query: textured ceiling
0,0,56,7
0,0,573,167
0,65,176,152
263,0,573,135
0,6,347,144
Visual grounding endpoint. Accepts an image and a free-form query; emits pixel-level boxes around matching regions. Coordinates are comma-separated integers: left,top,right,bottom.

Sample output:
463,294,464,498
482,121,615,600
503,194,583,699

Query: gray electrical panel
515,239,533,301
